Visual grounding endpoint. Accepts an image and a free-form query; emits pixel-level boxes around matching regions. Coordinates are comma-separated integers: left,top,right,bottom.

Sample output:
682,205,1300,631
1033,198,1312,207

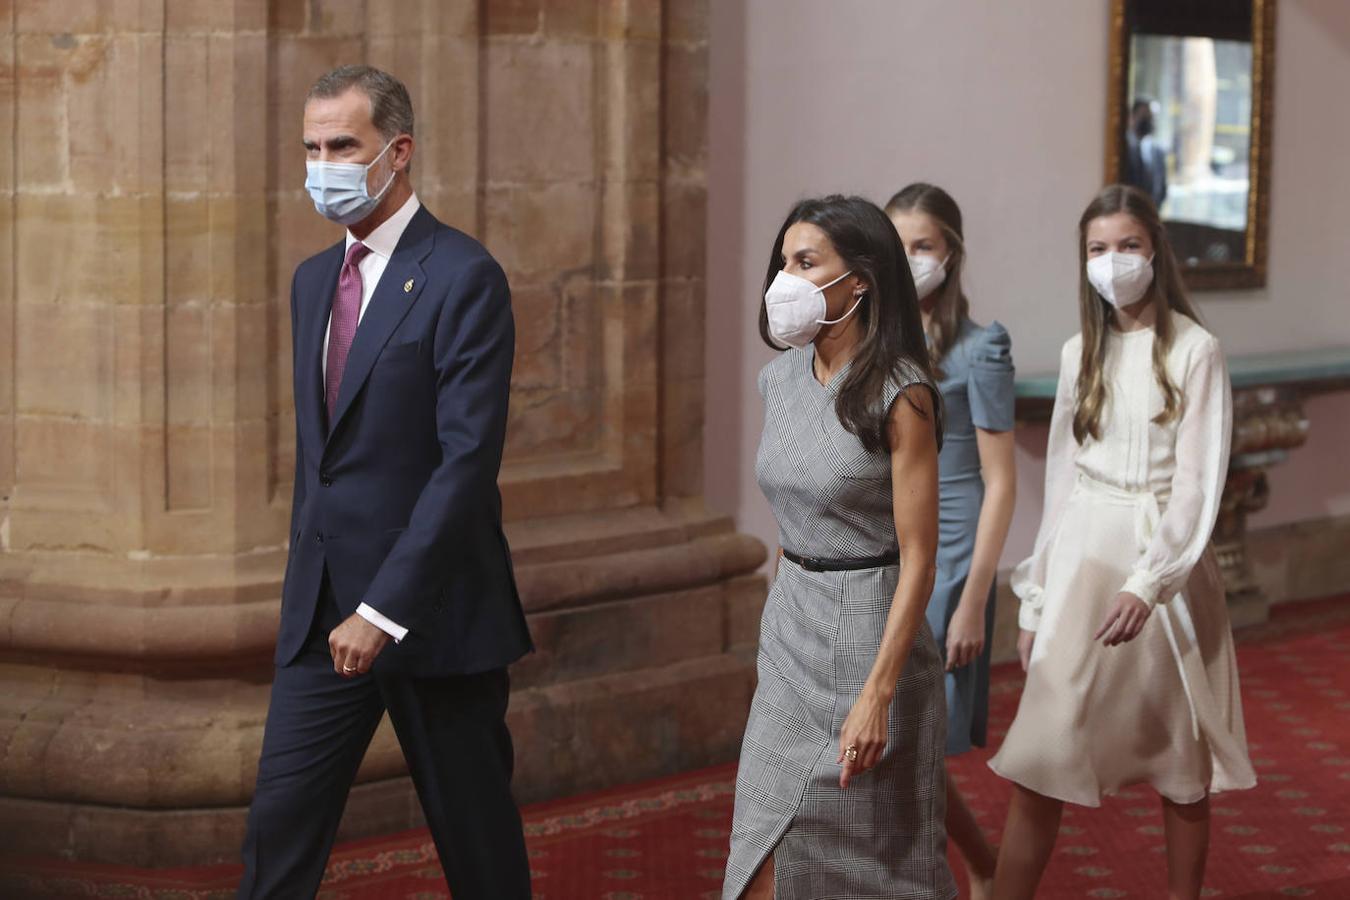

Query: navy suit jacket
277,205,533,677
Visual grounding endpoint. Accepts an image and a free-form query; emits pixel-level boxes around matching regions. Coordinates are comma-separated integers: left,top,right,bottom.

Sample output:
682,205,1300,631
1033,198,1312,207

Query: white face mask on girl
1086,252,1155,309
907,254,950,302
764,269,861,349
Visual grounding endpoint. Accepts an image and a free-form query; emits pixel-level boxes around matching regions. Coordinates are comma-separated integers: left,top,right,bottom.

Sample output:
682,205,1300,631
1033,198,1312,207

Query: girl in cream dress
988,185,1255,900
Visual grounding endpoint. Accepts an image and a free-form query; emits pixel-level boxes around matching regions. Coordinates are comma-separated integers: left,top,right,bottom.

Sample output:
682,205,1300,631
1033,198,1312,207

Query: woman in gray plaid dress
725,196,956,900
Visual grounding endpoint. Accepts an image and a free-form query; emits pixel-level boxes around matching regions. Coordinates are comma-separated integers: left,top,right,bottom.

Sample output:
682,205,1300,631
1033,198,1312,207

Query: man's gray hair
307,65,415,140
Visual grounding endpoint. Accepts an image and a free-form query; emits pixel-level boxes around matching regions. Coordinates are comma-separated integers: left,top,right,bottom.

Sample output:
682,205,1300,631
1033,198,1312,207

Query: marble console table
1015,346,1350,626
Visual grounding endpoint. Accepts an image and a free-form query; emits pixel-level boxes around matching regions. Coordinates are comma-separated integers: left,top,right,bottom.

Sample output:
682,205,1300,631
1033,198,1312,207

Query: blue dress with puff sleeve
930,318,1015,756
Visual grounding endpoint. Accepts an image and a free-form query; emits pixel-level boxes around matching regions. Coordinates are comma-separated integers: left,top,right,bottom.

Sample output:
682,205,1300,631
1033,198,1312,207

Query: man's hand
329,613,391,677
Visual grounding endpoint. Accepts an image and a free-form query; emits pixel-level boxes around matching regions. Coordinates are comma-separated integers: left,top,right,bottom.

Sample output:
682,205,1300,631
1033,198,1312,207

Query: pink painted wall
705,0,1350,568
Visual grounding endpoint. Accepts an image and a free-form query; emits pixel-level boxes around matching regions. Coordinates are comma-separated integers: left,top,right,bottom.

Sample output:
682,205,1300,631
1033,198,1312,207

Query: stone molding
0,0,762,866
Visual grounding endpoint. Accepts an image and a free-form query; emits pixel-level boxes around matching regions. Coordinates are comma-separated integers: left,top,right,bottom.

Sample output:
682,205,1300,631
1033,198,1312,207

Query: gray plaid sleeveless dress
723,345,956,900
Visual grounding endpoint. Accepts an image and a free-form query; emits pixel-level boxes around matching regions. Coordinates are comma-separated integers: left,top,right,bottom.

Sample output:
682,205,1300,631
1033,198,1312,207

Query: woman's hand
945,601,986,671
1017,628,1035,672
838,688,890,789
1094,591,1152,646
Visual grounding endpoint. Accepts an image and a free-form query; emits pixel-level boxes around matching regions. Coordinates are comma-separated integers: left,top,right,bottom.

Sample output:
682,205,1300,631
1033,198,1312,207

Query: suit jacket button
320,474,333,487
315,531,325,544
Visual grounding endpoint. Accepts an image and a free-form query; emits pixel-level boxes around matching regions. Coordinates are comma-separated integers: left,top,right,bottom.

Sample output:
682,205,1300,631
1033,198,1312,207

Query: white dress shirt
1011,312,1231,629
322,192,421,643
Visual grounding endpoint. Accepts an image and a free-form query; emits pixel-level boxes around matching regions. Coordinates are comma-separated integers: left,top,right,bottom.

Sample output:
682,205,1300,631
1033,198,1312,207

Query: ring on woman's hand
342,665,357,673
844,745,859,762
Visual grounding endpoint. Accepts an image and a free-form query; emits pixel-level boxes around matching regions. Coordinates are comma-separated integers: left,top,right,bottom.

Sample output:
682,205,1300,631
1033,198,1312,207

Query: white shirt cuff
1012,581,1045,632
357,602,408,642
1121,570,1163,609
1017,601,1043,632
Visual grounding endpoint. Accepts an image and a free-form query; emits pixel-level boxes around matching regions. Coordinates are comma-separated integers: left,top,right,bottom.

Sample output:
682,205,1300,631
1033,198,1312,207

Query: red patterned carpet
5,596,1350,899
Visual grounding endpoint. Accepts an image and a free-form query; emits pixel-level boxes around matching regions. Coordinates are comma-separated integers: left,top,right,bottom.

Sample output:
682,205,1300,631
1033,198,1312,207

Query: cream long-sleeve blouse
1013,312,1232,631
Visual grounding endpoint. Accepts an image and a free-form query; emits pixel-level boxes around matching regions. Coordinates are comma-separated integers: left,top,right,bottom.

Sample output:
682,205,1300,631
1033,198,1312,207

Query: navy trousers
238,581,531,899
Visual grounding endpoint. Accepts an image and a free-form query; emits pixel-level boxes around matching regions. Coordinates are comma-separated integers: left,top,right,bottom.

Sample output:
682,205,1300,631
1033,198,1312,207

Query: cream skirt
988,475,1257,806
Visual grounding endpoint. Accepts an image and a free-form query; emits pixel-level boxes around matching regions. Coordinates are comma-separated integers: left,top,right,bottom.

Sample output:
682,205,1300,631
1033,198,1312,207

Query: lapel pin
403,278,414,293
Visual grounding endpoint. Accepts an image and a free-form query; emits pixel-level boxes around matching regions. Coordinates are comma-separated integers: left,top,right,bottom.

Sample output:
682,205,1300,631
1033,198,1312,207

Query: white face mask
764,269,860,349
1086,252,1155,309
907,253,950,302
304,138,397,226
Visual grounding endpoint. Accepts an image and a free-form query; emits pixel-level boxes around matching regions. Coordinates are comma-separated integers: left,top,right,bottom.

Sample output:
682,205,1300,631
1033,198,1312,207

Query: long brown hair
758,195,938,453
1072,184,1203,443
884,183,969,380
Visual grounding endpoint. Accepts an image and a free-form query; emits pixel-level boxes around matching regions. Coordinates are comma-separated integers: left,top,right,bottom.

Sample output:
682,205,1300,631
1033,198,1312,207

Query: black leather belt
781,548,899,572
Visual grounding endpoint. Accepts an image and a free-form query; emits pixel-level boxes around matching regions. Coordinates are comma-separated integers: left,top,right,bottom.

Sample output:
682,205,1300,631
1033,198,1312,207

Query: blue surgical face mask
304,138,397,226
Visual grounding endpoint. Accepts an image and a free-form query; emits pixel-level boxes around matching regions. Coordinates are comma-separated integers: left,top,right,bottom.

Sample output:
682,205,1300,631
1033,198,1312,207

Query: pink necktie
326,242,372,421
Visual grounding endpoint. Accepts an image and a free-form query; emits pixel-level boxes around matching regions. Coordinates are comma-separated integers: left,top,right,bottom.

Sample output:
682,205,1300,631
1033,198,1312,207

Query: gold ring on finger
844,745,859,762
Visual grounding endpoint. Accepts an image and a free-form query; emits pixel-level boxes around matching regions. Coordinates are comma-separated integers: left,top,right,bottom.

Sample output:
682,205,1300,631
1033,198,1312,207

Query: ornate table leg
1214,387,1310,627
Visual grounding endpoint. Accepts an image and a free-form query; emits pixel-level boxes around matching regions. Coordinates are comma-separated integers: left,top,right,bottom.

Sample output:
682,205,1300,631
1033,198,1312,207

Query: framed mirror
1105,0,1277,290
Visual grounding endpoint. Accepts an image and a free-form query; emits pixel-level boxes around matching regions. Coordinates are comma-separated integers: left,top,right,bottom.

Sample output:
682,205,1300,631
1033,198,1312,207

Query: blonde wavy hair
1073,184,1203,444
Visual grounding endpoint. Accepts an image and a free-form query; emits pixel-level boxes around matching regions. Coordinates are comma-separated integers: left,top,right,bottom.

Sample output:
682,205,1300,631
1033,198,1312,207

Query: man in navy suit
238,65,533,898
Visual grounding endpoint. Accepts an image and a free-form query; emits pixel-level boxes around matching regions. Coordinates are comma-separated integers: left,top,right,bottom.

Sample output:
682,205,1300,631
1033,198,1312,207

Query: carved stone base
1247,514,1350,609
0,508,767,866
1215,386,1310,621
0,644,761,867
1213,530,1272,629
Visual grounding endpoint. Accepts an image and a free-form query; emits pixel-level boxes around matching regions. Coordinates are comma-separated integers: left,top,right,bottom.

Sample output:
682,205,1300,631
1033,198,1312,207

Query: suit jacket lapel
298,242,344,454
325,206,435,442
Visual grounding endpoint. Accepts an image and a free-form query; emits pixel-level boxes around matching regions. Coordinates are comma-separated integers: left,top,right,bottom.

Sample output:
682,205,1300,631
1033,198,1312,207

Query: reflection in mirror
1128,31,1252,266
1107,0,1275,290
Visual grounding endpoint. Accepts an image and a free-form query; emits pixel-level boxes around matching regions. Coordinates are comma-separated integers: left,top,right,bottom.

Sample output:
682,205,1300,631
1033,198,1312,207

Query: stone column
0,0,764,865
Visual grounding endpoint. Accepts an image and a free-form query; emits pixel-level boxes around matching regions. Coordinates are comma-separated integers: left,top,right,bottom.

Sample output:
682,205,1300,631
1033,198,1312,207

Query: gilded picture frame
1105,0,1277,290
